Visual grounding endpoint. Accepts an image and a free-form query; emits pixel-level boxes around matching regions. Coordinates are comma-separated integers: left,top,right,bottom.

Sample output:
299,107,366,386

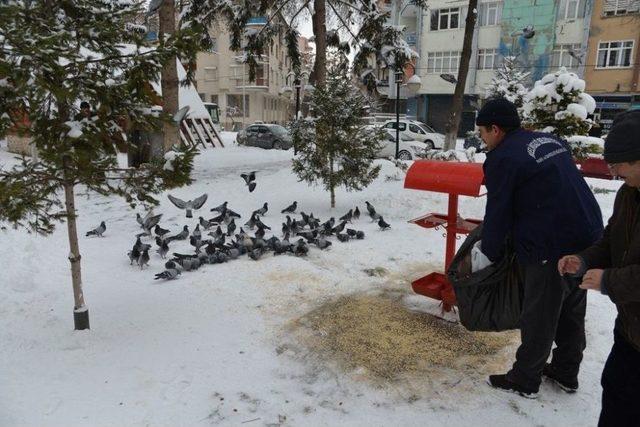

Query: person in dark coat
559,110,640,426
477,98,604,398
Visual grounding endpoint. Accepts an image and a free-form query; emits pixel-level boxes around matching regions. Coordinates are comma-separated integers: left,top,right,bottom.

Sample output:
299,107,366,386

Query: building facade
382,0,639,135
194,19,302,131
583,0,640,132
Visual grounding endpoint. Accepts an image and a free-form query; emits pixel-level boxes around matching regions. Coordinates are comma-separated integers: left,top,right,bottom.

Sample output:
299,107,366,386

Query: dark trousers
598,326,640,427
506,261,587,391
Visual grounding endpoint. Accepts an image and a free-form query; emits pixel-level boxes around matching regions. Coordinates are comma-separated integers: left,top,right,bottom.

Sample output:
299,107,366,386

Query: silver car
236,124,293,150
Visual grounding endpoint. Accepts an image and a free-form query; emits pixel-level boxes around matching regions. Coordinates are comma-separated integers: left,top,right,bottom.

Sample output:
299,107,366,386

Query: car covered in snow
374,128,427,160
380,119,445,150
236,124,293,150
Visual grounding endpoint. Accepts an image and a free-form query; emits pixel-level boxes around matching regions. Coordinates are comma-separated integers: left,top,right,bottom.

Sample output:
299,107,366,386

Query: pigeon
293,238,309,256
154,268,181,280
369,211,381,222
365,201,376,217
315,236,332,250
244,213,258,230
199,216,212,230
353,206,361,220
86,221,106,237
248,247,264,261
128,247,140,265
156,239,169,259
322,218,335,234
154,224,170,238
167,225,189,242
378,216,391,230
339,209,353,223
332,220,347,235
356,230,365,239
138,212,163,230
210,201,228,213
208,225,224,239
281,201,298,214
226,208,242,219
167,193,208,218
192,224,202,240
226,219,236,236
253,202,269,217
300,211,310,225
137,248,150,269
346,228,358,237
190,236,210,252
255,217,271,230
336,233,350,242
241,171,257,192
254,226,266,240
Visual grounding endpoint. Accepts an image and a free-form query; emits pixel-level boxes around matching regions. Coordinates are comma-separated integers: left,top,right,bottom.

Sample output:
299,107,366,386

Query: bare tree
443,0,478,151
159,0,181,153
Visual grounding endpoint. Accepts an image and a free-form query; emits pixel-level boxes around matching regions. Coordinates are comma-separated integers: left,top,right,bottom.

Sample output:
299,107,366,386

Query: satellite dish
440,73,457,84
173,106,190,123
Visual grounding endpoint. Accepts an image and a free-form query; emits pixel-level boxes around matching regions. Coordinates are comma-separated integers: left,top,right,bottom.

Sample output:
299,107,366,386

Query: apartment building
380,0,632,134
583,0,640,131
194,18,300,131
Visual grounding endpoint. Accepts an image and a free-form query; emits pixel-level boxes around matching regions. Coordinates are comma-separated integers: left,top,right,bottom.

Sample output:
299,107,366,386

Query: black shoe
543,363,578,393
487,374,539,399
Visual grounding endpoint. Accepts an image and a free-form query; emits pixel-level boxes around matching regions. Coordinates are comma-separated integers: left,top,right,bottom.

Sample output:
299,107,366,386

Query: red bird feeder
404,161,485,312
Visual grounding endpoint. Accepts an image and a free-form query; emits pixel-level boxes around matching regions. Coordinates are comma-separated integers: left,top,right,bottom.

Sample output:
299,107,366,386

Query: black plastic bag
446,223,523,332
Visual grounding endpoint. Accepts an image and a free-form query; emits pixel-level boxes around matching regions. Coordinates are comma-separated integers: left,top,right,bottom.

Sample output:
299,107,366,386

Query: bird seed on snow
292,293,517,381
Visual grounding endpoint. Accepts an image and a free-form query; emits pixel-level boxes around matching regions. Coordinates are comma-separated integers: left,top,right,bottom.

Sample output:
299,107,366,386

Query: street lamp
283,70,312,154
394,63,422,159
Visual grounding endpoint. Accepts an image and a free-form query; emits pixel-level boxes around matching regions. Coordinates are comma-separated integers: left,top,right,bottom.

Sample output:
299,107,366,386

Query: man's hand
580,269,604,291
558,255,584,275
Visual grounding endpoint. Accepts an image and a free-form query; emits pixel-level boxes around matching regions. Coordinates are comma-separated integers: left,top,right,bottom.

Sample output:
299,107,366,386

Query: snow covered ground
0,133,622,426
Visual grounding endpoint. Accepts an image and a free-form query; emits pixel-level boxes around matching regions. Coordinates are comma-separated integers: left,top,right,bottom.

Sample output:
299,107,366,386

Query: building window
430,7,462,31
426,51,461,73
204,67,218,81
551,44,582,69
198,93,206,101
603,0,640,16
478,2,502,26
477,49,500,70
558,0,583,19
227,94,250,116
210,95,218,105
597,41,634,68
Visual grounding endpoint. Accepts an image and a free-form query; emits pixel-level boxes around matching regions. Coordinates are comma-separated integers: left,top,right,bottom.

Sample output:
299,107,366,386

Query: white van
381,119,445,150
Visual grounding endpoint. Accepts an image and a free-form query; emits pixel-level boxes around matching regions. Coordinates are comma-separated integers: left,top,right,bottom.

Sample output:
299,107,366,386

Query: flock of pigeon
83,171,392,281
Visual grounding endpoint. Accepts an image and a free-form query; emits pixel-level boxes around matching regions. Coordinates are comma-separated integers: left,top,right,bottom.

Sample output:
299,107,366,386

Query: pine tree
485,55,530,111
291,52,383,208
0,0,198,330
522,67,598,158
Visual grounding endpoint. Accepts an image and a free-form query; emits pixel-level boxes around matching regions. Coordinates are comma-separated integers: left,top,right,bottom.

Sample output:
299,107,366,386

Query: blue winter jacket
481,129,604,264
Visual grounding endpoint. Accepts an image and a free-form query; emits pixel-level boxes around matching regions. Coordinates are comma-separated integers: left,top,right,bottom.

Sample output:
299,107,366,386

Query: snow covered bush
485,56,530,112
522,67,600,159
291,53,382,208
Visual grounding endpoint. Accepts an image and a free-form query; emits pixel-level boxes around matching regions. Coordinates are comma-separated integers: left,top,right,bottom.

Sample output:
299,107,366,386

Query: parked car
375,129,427,160
381,119,445,149
236,124,293,149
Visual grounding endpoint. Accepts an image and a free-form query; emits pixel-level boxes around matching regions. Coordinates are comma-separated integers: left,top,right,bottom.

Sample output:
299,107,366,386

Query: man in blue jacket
477,98,604,398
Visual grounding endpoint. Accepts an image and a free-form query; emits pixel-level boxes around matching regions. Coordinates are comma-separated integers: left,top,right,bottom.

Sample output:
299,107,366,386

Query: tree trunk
311,0,327,87
62,157,89,330
443,0,478,151
159,0,180,154
329,157,336,208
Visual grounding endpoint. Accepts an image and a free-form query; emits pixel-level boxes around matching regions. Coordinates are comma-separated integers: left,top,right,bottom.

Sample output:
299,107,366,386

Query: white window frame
204,67,218,82
477,48,500,70
550,44,582,70
430,7,462,31
478,2,502,26
596,40,634,69
603,0,640,16
558,0,582,20
426,51,461,74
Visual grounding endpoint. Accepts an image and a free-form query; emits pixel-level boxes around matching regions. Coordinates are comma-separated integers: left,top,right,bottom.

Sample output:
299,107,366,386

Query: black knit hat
604,110,640,164
476,98,521,129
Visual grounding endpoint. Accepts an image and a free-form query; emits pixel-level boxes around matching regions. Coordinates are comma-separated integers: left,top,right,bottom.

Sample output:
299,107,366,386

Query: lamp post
282,71,312,155
394,64,422,159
